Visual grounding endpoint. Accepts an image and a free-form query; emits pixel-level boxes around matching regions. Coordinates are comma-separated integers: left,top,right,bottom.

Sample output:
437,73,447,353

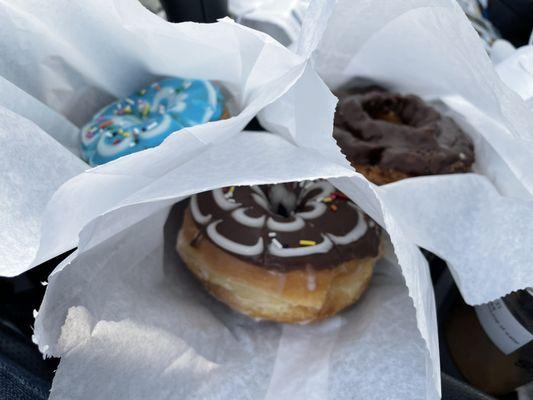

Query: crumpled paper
0,0,440,399
0,105,85,276
495,45,533,107
35,146,432,400
9,0,532,398
0,0,314,275
261,0,533,307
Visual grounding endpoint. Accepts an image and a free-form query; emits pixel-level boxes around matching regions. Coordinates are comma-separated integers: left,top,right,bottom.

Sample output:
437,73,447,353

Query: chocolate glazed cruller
176,180,383,323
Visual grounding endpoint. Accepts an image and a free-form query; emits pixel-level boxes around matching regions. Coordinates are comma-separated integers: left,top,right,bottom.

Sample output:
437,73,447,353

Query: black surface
161,0,228,23
442,373,498,400
488,0,533,46
0,253,67,399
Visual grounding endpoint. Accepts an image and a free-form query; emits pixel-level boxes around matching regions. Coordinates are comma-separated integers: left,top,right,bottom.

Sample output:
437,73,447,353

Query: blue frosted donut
80,77,225,166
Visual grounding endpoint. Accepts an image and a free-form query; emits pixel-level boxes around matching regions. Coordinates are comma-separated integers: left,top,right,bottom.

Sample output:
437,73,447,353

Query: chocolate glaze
190,181,382,272
333,88,475,177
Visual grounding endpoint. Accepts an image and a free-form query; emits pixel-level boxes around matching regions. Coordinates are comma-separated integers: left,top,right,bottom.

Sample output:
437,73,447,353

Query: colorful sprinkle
81,78,224,166
322,196,332,203
331,191,348,200
299,240,317,246
112,138,120,145
99,120,113,129
142,104,150,118
330,204,338,212
146,121,158,130
224,186,235,199
268,232,277,238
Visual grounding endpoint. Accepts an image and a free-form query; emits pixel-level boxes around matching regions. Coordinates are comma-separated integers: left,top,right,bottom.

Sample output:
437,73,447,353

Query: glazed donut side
176,181,383,323
177,209,379,323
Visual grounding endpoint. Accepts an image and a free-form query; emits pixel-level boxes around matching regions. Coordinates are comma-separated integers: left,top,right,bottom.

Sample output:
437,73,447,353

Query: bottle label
476,299,533,355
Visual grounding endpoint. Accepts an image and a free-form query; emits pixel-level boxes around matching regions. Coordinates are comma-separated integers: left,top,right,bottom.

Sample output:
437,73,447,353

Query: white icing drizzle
213,189,241,211
196,181,374,261
268,185,298,216
268,235,333,257
296,202,327,220
231,208,266,228
96,129,134,157
301,180,334,201
251,185,264,195
201,81,218,121
139,113,173,140
251,192,270,211
207,220,264,256
152,86,178,116
328,210,368,245
305,265,317,291
266,216,305,232
190,195,212,225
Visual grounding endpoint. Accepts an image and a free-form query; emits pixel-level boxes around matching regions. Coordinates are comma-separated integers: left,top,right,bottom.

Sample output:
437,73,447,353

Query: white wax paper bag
0,1,440,397
0,0,320,276
260,0,533,305
0,105,86,276
495,45,533,107
34,132,434,400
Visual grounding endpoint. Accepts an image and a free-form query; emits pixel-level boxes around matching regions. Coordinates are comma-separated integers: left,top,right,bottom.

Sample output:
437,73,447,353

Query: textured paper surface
1,0,438,398
0,106,86,276
261,0,533,307
0,0,318,276
36,203,430,400
258,1,533,396
8,0,531,398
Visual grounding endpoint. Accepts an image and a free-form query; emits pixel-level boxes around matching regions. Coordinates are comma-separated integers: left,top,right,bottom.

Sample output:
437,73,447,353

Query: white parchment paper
261,0,533,307
5,0,522,398
0,106,85,276
0,0,316,276
36,185,430,400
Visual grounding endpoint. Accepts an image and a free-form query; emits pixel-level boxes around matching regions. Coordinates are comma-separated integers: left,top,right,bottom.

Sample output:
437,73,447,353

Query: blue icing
80,77,225,166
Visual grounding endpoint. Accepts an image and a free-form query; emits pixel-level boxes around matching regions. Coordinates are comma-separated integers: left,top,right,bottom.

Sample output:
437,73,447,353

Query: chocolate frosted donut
333,88,475,185
176,180,382,323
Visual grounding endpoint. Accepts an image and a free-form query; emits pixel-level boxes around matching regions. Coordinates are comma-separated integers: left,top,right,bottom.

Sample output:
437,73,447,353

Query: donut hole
362,98,405,125
263,183,306,218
